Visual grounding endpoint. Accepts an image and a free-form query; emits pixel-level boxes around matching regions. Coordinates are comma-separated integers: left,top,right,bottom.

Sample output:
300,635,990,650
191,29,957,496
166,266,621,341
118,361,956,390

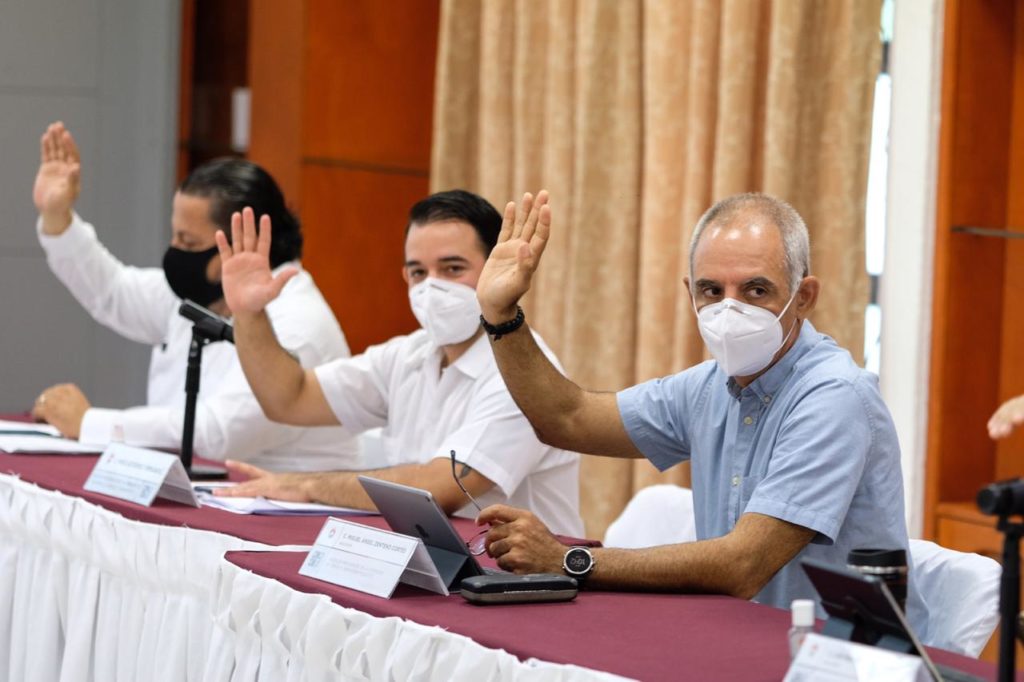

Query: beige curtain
432,0,881,538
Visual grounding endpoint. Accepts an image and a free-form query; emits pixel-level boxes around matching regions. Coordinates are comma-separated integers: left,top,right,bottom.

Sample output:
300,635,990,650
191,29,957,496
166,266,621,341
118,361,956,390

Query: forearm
586,539,767,599
296,471,373,509
233,310,321,425
487,322,587,449
487,321,640,457
302,459,491,513
39,215,172,344
582,513,814,598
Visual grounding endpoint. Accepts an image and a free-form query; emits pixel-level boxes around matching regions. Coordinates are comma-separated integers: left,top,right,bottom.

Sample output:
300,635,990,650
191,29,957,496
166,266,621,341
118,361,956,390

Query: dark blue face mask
162,245,223,307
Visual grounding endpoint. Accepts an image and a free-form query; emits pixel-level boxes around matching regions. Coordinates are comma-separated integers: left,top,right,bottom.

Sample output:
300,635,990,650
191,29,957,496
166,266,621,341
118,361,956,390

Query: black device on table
801,558,984,682
460,573,578,605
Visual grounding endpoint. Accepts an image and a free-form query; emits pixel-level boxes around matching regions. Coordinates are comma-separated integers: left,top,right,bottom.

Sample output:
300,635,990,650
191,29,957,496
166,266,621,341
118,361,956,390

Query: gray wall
0,0,181,411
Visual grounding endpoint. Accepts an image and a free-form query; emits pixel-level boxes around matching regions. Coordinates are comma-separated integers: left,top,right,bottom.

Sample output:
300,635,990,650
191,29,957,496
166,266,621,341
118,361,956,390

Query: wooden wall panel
926,1,1024,666
249,0,440,353
303,0,440,169
294,0,440,353
925,0,1015,525
176,0,196,182
249,0,305,203
300,165,424,354
995,2,1024,482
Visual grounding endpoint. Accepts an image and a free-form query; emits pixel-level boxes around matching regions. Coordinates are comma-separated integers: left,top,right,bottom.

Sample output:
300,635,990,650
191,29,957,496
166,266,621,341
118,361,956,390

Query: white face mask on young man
695,290,799,378
408,277,482,347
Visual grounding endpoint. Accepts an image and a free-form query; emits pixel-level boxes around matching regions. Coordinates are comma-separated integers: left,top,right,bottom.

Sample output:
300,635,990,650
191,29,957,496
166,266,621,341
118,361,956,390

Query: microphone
179,300,234,344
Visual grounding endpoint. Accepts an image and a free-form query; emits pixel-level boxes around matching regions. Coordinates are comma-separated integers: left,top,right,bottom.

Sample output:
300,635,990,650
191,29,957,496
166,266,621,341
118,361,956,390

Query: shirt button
743,416,754,425
731,475,740,486
763,395,772,404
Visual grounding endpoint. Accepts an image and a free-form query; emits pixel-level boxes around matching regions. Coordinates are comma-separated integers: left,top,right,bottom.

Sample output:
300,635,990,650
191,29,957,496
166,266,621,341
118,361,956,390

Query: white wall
881,0,945,537
0,1,180,411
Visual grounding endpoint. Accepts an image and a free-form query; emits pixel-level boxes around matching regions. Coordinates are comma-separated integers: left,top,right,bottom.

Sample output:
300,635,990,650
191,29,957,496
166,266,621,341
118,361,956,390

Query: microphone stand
996,515,1023,682
978,479,1024,682
179,300,232,480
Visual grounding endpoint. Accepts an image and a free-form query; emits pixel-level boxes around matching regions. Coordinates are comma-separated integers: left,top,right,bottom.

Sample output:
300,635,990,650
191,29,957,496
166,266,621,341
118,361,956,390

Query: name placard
784,633,930,682
84,443,199,508
299,518,447,598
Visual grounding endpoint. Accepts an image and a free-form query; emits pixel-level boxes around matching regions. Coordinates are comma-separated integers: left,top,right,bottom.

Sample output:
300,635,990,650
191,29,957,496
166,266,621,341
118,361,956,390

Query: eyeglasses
450,449,489,555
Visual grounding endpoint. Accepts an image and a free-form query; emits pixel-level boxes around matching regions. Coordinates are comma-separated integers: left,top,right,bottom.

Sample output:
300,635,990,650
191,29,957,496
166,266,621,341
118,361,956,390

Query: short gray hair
688,193,810,294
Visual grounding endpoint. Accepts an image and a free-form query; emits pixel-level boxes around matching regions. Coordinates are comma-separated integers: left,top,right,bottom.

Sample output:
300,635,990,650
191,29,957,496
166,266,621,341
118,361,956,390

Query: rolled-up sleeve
314,343,394,434
431,373,548,497
616,373,696,471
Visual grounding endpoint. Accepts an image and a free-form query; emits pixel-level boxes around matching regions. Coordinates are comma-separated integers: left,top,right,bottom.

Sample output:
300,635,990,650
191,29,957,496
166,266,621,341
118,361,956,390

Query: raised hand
989,395,1024,439
476,190,552,323
33,122,82,234
215,207,298,315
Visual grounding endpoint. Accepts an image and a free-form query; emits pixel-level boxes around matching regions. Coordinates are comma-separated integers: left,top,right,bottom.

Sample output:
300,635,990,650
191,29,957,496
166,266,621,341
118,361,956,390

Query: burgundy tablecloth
0,415,1003,681
225,550,999,682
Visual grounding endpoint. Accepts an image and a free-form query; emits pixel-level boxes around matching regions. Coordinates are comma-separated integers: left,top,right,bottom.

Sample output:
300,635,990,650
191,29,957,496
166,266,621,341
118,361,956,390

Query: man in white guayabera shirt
211,190,583,537
30,121,357,472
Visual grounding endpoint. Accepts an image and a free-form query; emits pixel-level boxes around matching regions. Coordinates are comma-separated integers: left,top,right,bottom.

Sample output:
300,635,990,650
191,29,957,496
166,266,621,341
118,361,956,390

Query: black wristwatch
562,546,595,584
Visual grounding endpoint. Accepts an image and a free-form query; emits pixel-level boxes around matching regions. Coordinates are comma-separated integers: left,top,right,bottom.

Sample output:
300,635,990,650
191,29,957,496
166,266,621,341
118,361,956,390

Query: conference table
0,440,1002,680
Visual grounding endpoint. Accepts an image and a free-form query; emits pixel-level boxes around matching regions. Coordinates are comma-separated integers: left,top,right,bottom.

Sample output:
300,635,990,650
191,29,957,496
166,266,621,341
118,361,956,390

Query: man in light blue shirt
473,190,923,620
616,320,916,612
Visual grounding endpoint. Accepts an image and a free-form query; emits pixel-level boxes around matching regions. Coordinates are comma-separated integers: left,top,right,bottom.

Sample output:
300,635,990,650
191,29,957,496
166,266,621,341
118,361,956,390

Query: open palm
216,207,297,315
477,191,552,321
33,122,81,219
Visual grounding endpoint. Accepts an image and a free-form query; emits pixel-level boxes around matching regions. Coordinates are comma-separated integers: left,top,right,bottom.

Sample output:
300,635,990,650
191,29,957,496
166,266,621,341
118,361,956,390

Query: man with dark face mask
29,122,359,471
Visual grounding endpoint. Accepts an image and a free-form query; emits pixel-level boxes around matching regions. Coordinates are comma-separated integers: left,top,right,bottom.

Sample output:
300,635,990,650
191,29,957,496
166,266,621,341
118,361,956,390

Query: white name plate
299,518,446,598
784,633,930,682
84,443,199,508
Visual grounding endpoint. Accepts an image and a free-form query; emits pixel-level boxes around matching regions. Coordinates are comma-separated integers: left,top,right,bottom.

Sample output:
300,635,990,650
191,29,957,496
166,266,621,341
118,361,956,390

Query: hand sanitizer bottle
788,599,815,660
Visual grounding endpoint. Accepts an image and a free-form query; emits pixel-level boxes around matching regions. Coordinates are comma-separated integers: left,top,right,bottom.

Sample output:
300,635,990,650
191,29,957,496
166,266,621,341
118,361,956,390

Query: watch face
565,547,592,575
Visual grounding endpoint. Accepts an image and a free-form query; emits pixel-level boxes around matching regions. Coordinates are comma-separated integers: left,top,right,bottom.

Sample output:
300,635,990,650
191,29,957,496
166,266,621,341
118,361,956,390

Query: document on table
0,434,102,454
0,420,61,437
193,482,376,516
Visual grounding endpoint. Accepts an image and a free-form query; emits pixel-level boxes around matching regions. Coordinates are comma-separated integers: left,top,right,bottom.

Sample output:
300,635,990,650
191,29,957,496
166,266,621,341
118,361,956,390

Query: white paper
784,634,930,682
0,419,61,437
84,443,199,508
299,517,421,598
0,434,101,454
192,483,375,516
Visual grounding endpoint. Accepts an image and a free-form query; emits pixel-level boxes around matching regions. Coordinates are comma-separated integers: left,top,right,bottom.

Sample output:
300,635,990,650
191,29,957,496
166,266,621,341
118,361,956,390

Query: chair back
909,538,1000,657
604,485,697,548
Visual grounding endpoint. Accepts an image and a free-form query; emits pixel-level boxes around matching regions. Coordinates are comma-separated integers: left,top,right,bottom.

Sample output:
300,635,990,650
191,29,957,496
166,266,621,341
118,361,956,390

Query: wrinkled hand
215,207,298,315
478,504,566,573
31,383,90,439
215,460,314,501
989,395,1024,439
33,122,82,234
476,191,552,323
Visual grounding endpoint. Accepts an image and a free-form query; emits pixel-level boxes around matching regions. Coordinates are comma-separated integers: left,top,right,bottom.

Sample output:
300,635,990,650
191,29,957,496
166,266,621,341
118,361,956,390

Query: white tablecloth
0,475,626,681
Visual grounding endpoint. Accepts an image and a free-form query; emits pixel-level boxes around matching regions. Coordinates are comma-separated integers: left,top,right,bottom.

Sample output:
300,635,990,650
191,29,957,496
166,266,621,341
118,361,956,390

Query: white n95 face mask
695,293,798,378
408,277,482,346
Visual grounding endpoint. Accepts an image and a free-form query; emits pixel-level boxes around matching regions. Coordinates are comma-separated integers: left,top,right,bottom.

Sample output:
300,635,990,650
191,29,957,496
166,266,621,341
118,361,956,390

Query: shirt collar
726,320,820,400
423,331,492,380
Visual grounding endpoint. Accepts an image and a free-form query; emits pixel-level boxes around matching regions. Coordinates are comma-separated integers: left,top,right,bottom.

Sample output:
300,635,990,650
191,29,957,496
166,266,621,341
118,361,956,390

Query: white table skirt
0,475,627,682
